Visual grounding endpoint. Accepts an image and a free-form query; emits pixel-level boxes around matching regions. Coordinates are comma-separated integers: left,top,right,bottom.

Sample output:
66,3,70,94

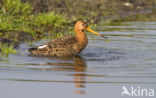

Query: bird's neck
75,29,88,49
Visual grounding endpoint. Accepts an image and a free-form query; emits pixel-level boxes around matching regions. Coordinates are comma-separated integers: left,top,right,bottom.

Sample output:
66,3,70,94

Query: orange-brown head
74,21,108,39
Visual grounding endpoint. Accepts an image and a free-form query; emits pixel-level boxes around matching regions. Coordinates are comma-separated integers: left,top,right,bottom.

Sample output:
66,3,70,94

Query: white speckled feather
38,45,47,49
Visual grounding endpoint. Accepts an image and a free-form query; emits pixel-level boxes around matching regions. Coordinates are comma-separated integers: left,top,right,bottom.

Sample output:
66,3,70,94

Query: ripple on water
0,22,156,97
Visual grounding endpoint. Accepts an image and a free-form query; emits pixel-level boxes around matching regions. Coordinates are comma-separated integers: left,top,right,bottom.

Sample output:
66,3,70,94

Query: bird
28,21,107,56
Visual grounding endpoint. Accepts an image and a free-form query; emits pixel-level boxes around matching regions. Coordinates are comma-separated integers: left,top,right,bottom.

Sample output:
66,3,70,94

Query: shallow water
0,22,156,98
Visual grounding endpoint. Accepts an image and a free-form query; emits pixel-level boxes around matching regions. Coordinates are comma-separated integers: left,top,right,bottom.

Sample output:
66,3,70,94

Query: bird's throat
76,30,88,50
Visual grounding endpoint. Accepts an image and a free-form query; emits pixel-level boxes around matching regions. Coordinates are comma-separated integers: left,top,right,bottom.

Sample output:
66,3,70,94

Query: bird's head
74,21,108,39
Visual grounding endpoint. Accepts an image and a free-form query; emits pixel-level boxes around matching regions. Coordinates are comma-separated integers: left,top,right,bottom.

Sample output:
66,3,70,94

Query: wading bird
28,21,107,56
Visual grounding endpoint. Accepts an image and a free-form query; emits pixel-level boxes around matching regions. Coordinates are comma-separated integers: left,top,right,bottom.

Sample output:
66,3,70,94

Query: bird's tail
28,48,37,53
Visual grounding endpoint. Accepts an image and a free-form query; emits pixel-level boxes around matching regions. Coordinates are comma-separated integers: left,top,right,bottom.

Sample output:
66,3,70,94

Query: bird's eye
82,24,85,26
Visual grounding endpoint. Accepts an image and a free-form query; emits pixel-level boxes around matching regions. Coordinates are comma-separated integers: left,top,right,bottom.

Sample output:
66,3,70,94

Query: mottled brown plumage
28,21,107,56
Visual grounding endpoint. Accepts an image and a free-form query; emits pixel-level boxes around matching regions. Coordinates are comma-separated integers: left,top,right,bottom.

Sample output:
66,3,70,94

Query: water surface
0,22,156,98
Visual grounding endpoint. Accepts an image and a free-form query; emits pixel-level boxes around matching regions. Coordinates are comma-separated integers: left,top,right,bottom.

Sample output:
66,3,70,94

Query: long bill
86,28,108,39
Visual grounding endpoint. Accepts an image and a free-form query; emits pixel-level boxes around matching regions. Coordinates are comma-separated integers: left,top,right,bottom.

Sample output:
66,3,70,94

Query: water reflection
29,55,87,95
47,56,87,95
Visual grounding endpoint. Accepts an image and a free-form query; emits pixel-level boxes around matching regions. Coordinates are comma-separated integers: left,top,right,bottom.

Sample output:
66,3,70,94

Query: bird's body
28,35,87,56
28,21,107,56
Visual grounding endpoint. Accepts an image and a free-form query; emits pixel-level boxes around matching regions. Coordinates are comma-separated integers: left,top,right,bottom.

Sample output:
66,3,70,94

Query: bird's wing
37,35,77,49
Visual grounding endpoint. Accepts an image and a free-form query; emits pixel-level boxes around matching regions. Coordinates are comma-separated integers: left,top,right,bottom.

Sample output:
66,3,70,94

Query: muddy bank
23,0,156,24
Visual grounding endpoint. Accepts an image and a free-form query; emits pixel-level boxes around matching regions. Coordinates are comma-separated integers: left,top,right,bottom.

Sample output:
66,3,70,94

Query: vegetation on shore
0,0,69,56
0,0,156,56
25,0,156,23
120,9,156,22
0,43,16,57
0,0,69,35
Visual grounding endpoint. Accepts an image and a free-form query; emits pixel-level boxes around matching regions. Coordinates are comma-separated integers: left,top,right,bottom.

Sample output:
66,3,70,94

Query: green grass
32,12,67,28
0,43,16,57
0,0,69,34
0,0,69,57
30,11,68,34
0,0,32,31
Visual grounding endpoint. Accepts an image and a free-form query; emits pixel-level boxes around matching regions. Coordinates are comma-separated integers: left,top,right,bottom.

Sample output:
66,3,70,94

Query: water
0,22,156,98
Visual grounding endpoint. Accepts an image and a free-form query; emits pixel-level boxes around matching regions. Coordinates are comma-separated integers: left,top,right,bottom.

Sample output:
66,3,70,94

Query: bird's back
28,35,82,56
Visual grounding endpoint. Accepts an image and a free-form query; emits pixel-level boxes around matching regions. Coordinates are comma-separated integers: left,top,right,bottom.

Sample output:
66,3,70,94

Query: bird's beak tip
100,35,108,39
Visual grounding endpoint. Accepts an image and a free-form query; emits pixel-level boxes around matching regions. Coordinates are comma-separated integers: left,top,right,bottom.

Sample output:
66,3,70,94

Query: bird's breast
76,34,88,51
